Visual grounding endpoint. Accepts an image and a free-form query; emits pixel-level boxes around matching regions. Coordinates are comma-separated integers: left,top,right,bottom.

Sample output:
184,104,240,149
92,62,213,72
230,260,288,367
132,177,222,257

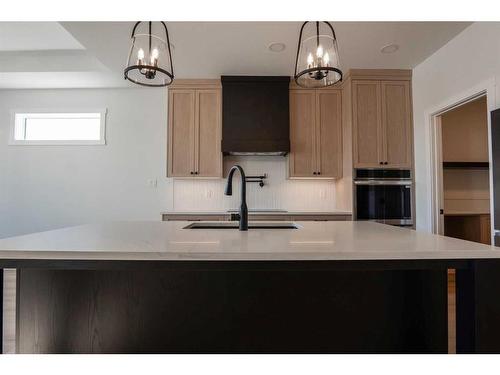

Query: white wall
412,22,500,232
0,88,169,238
0,87,341,238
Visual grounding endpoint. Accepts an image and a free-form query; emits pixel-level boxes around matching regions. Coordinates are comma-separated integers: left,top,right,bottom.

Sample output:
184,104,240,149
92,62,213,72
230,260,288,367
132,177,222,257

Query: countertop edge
161,211,353,216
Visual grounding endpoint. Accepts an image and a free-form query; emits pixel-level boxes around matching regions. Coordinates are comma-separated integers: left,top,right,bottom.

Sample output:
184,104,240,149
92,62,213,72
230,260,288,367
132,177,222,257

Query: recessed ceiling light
380,44,399,54
268,42,286,52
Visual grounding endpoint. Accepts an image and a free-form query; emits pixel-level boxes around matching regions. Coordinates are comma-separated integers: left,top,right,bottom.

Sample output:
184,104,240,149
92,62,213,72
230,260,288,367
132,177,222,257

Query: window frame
9,108,107,146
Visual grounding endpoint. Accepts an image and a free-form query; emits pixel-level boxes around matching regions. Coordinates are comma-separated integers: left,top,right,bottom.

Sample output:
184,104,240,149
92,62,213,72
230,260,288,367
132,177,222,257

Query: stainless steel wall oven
354,169,413,227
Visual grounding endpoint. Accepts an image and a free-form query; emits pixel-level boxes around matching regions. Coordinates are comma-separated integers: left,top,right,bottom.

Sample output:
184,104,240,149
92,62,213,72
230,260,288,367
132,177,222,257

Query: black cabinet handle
318,171,321,175
313,172,317,175
384,162,388,165
195,171,199,175
190,171,194,175
379,162,383,165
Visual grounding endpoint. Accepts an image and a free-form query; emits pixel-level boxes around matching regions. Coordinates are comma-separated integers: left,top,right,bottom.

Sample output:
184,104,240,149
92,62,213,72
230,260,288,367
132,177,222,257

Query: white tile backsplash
169,156,337,212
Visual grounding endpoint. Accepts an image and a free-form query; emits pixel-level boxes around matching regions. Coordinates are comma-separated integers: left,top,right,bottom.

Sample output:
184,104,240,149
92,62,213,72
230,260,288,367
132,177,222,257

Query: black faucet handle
230,213,241,221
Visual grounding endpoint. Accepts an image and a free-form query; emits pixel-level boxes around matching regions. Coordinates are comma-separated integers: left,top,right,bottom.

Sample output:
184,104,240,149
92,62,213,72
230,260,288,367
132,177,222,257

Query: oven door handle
354,180,412,186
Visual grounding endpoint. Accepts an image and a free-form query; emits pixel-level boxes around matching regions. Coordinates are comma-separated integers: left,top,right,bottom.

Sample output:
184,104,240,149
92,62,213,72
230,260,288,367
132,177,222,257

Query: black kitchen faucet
225,165,248,231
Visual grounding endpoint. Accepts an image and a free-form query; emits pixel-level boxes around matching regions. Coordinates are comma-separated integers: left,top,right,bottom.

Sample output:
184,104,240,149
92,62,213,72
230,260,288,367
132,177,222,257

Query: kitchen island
1,221,500,353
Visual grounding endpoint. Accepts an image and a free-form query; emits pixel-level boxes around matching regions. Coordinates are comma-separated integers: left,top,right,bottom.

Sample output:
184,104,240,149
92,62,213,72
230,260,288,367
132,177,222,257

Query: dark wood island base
1,218,500,354
10,259,497,354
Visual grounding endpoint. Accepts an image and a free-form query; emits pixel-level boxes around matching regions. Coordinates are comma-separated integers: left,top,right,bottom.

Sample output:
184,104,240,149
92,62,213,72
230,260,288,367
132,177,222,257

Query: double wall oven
354,169,413,227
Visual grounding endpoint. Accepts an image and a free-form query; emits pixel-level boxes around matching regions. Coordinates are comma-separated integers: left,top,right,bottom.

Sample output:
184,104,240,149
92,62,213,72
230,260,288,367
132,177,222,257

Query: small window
10,110,106,145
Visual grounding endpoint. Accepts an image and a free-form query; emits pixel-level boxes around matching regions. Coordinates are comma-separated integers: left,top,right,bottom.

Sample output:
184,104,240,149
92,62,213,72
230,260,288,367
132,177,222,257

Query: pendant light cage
294,21,342,88
124,21,174,87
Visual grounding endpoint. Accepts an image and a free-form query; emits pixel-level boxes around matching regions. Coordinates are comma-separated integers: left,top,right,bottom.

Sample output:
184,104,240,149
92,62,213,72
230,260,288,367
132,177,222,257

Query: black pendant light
294,22,342,88
124,21,174,87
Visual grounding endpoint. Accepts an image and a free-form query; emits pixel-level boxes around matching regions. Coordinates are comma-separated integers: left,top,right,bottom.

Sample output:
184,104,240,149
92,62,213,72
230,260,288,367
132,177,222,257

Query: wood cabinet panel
196,90,222,177
289,90,317,177
441,96,488,163
352,81,382,168
167,83,222,178
317,91,342,178
444,214,491,245
480,215,491,245
381,81,412,168
17,267,445,353
352,77,413,169
168,90,196,177
289,89,342,178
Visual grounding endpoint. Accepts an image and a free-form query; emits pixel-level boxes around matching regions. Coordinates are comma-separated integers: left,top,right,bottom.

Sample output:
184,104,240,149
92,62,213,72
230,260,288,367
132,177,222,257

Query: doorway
430,93,492,354
434,95,491,244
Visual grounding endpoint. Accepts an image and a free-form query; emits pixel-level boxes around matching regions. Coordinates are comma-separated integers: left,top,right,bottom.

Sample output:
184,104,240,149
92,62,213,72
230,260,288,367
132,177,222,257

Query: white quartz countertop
0,221,499,262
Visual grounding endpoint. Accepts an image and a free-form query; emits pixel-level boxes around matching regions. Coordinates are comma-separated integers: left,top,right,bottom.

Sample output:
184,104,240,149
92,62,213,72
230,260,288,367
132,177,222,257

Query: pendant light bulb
137,48,145,61
307,53,314,67
323,52,329,66
151,48,159,63
316,45,323,59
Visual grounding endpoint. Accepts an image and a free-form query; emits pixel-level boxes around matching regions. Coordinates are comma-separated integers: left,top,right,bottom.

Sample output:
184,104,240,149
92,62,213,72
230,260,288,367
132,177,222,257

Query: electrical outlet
147,179,158,188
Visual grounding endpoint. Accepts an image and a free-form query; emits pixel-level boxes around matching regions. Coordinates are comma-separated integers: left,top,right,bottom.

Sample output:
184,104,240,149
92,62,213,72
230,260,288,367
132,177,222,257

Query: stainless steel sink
184,222,300,229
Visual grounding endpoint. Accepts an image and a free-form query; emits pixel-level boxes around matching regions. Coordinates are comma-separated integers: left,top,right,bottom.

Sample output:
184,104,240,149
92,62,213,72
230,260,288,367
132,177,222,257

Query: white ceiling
0,21,472,89
0,22,84,51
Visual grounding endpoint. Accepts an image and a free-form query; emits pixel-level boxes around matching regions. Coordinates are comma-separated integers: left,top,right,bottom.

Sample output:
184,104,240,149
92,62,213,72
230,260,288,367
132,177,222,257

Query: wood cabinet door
289,90,317,177
480,214,491,245
316,90,342,178
196,89,222,177
352,80,383,168
381,80,413,168
168,90,196,177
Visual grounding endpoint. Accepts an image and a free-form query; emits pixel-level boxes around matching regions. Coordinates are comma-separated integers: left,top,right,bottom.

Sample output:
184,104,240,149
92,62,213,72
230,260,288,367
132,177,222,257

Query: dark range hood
221,76,290,155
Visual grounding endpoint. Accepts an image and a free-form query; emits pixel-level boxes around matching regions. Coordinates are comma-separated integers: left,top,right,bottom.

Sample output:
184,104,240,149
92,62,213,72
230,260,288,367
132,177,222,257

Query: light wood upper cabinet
289,88,342,178
290,90,317,177
196,89,222,177
167,81,222,178
381,80,412,168
317,90,342,177
352,78,412,168
352,81,382,168
168,90,196,176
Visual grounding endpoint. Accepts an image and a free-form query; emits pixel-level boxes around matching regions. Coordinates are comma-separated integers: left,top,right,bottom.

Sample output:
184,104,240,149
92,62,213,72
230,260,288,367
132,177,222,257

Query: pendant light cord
149,21,152,57
316,21,320,49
